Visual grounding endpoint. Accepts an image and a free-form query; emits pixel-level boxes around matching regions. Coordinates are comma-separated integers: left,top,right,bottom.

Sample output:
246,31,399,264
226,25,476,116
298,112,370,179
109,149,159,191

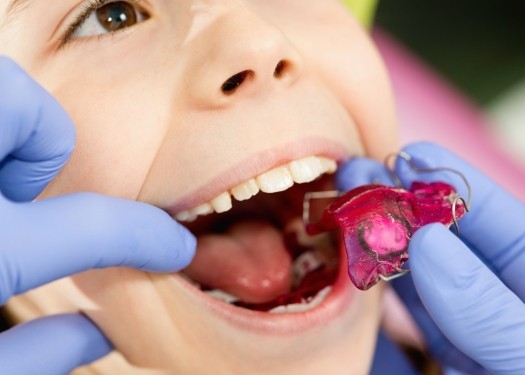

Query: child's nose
183,3,303,107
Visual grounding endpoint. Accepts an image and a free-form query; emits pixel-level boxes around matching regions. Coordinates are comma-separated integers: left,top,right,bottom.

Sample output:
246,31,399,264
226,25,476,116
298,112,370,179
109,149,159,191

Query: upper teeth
175,155,337,222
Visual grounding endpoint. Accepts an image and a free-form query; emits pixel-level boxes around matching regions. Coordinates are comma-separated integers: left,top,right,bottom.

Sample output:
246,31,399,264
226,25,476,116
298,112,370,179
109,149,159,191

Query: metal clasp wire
378,270,410,282
302,190,342,226
385,151,472,236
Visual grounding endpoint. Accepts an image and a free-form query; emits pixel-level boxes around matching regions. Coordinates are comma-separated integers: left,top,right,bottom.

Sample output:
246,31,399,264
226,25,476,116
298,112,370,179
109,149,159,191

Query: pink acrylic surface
307,182,465,290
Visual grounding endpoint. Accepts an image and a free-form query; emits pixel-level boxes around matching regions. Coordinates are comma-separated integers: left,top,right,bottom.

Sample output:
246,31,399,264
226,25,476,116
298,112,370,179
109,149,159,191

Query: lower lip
172,241,355,335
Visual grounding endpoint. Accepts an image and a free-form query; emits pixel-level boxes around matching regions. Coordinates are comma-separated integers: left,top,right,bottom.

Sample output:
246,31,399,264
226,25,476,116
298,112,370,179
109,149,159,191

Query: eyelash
60,0,143,48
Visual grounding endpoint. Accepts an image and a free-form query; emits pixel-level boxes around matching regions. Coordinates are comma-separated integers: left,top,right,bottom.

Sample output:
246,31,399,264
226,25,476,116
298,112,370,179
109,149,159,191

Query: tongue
183,220,293,303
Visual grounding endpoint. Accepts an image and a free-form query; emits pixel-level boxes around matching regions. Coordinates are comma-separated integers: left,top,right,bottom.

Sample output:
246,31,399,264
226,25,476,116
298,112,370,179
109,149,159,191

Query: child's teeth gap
175,156,336,222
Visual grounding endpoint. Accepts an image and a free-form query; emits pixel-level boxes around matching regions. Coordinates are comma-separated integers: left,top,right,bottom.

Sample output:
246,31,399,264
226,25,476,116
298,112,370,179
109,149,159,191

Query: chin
70,150,384,374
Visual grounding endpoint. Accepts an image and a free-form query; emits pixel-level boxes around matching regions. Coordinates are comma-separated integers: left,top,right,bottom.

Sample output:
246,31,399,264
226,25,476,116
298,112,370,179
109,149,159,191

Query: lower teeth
204,289,239,304
268,286,332,314
203,283,333,314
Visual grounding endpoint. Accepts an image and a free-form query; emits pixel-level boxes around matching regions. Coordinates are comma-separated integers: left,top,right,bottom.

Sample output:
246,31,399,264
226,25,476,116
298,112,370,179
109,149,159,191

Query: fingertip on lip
173,225,197,270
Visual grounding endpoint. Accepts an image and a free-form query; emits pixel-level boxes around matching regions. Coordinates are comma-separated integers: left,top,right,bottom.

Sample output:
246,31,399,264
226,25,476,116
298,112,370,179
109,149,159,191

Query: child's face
2,0,398,373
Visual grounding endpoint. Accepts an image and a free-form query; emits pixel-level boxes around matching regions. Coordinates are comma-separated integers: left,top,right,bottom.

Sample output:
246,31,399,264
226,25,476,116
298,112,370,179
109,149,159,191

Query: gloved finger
0,192,196,304
395,142,525,301
411,224,525,375
335,157,394,192
392,273,488,374
0,57,75,202
0,313,111,375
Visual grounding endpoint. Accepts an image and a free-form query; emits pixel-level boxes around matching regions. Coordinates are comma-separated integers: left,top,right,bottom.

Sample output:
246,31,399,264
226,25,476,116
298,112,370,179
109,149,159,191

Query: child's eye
63,0,149,44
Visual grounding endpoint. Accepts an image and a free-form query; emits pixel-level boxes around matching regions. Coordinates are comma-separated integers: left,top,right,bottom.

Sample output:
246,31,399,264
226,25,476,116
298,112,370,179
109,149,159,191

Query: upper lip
165,137,350,216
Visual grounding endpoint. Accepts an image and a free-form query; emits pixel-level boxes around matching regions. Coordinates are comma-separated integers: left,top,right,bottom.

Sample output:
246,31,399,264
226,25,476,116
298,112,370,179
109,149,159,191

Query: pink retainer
306,181,466,290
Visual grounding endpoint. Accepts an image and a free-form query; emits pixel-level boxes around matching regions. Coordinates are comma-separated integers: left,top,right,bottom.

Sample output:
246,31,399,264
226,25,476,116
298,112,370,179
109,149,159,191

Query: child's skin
1,0,398,373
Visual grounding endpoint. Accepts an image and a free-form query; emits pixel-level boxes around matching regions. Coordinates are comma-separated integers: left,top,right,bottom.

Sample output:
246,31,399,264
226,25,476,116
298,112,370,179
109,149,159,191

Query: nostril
220,60,292,96
221,70,252,95
273,60,288,78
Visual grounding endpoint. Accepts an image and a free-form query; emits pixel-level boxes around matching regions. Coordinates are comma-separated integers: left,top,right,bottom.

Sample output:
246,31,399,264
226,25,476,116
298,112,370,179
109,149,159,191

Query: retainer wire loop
385,151,472,236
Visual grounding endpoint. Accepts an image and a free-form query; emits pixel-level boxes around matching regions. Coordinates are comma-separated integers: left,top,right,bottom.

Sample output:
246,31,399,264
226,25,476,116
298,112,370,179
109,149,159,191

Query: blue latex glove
0,57,196,375
337,142,525,375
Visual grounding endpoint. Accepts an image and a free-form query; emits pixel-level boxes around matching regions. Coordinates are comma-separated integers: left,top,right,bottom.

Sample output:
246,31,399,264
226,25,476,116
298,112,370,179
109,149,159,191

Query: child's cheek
266,3,399,159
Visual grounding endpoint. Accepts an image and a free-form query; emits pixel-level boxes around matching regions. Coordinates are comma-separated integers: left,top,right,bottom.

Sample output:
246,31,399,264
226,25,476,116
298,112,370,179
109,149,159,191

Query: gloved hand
0,57,196,375
337,142,525,375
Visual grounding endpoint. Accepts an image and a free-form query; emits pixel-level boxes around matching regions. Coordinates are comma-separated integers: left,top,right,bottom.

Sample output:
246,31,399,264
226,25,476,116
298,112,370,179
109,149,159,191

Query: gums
306,182,466,290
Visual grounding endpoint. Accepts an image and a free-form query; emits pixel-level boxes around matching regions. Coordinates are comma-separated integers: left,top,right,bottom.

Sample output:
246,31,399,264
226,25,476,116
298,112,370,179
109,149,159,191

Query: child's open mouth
173,156,347,316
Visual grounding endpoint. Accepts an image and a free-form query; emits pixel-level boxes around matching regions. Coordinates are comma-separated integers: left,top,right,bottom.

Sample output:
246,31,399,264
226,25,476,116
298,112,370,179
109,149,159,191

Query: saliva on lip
305,181,466,290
